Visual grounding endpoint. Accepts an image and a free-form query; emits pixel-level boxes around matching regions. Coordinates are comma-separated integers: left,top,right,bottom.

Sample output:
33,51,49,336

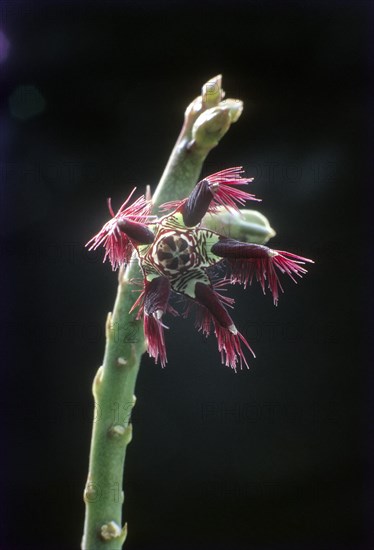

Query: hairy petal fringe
192,282,255,370
86,189,152,269
143,313,168,368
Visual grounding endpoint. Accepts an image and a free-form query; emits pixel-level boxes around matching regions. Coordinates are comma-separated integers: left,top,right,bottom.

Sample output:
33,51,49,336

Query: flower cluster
87,168,313,370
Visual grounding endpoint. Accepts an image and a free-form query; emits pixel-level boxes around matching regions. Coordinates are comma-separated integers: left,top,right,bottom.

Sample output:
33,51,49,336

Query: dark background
0,1,372,549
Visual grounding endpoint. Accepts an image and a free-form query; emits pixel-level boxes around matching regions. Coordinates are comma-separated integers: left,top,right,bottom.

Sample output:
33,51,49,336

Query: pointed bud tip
154,309,163,320
268,227,277,239
220,99,243,122
202,75,224,109
202,74,222,92
211,74,222,84
228,324,238,335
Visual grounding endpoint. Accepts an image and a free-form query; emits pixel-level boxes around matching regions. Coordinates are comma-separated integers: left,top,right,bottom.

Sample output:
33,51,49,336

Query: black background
1,1,372,549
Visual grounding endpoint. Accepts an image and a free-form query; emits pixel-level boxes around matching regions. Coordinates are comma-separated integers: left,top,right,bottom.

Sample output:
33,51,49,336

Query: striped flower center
153,232,197,274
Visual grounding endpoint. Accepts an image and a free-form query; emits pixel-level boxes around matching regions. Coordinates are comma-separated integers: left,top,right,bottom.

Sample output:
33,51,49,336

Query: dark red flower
88,168,313,369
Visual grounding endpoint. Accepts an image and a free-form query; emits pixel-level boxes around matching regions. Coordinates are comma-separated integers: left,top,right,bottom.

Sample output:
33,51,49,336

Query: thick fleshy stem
82,75,245,549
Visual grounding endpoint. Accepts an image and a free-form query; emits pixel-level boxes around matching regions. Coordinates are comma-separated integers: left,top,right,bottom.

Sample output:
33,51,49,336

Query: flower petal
133,276,171,368
143,314,168,368
211,238,314,305
213,321,254,371
117,218,155,244
86,188,152,270
204,167,259,212
143,276,171,318
160,167,259,222
182,178,214,227
194,281,254,370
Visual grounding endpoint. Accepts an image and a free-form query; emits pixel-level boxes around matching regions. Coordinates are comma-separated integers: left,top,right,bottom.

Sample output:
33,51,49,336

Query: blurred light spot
9,85,46,121
0,30,10,63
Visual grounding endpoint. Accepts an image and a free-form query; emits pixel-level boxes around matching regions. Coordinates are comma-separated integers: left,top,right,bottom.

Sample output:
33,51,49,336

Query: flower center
153,232,197,274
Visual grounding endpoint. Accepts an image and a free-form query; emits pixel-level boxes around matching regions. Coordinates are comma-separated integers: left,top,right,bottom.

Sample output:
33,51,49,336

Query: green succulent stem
81,75,245,549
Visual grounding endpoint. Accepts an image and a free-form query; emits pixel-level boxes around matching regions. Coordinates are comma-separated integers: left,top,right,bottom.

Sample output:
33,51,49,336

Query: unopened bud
192,108,231,149
202,206,276,245
202,74,223,108
183,76,243,148
221,98,243,122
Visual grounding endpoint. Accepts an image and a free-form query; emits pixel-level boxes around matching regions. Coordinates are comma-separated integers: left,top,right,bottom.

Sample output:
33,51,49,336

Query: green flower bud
202,74,224,108
192,107,232,148
220,98,243,122
202,206,276,245
183,76,243,150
